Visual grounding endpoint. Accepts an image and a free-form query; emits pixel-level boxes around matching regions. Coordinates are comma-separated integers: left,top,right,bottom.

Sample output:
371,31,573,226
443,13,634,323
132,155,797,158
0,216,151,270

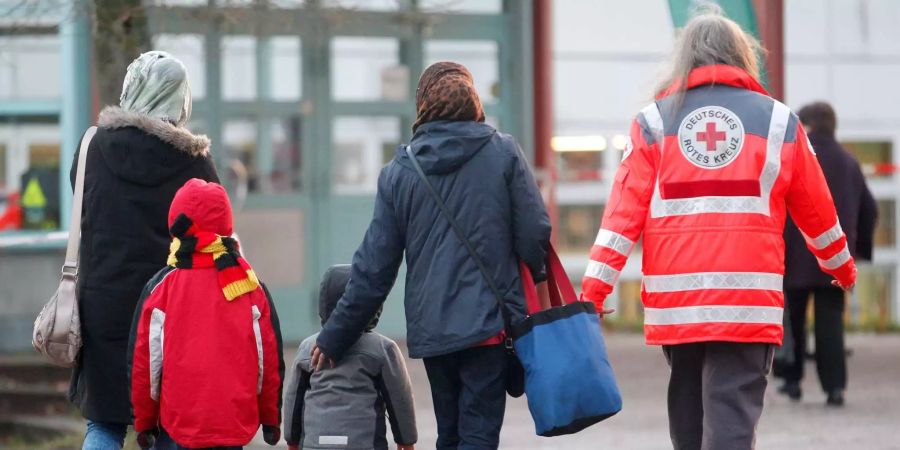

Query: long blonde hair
656,5,763,98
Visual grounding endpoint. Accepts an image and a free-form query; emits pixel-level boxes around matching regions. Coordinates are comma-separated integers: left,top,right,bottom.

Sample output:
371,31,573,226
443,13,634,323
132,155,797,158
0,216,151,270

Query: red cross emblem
696,122,727,152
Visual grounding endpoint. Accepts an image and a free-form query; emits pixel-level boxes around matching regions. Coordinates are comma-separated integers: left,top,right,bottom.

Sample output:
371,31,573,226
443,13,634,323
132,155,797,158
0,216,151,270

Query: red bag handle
519,245,580,315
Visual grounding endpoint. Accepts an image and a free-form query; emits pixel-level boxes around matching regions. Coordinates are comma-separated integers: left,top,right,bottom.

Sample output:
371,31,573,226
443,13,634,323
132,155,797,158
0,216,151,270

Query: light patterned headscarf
119,51,192,127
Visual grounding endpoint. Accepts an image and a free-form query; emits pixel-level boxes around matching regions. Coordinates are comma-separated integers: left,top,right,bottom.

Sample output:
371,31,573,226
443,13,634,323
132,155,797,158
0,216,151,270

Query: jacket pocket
606,167,631,215
251,305,263,394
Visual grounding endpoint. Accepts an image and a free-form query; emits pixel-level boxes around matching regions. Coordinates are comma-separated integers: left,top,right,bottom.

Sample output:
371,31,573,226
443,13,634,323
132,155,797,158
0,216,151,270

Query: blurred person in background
69,51,219,450
581,9,857,450
779,101,878,406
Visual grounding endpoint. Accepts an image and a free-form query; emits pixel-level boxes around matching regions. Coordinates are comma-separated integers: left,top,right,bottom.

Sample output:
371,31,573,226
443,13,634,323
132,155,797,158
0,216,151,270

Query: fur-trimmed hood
98,106,210,156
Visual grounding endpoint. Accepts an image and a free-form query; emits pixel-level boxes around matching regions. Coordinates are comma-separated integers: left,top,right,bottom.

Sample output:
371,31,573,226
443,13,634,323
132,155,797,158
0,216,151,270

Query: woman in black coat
68,51,219,449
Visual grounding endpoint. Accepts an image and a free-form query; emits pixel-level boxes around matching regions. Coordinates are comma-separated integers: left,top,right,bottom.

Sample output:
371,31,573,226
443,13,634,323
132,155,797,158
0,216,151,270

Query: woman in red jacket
582,9,856,450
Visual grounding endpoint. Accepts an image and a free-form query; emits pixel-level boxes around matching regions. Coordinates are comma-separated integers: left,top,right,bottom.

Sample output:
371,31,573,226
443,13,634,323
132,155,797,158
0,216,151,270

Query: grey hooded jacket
284,332,417,450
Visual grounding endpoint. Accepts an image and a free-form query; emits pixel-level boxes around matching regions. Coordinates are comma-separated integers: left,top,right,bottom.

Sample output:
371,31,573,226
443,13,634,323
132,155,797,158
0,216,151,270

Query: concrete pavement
252,333,900,449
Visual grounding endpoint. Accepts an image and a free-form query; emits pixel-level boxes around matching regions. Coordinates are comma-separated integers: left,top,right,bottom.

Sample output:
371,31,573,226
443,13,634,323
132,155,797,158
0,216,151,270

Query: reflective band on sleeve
759,101,791,216
251,305,263,395
818,246,852,270
585,260,621,285
149,308,166,401
594,229,635,257
649,101,791,218
644,305,783,325
803,222,844,250
640,102,665,147
643,272,783,293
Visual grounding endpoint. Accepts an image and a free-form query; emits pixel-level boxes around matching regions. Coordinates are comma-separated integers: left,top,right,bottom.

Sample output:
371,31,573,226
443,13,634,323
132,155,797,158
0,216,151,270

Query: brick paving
252,333,900,450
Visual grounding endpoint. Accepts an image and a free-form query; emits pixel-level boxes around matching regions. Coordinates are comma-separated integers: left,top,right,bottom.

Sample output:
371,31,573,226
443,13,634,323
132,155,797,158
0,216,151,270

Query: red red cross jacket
582,65,856,346
129,180,284,448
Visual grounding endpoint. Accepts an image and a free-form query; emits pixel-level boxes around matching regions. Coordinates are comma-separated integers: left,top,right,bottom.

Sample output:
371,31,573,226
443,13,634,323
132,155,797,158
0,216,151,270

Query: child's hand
262,425,281,445
398,445,415,450
135,428,159,450
311,343,335,371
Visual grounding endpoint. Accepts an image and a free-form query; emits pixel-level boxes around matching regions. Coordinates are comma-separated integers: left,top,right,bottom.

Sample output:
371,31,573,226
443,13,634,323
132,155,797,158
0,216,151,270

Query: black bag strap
404,145,510,323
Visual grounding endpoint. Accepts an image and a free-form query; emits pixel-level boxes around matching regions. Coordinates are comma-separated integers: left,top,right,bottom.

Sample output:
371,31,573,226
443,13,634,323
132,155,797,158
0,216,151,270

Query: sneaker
778,381,802,401
826,390,845,407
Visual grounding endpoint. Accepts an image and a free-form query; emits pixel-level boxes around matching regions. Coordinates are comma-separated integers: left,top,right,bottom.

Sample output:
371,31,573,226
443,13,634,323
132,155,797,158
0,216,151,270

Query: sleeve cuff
134,417,158,433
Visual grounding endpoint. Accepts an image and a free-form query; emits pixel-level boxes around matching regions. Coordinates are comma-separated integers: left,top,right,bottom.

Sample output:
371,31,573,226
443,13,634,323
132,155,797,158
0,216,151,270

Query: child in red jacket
128,178,284,449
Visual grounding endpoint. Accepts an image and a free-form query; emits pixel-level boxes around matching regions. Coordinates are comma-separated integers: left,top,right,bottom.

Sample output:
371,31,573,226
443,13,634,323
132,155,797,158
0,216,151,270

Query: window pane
222,36,257,100
0,35,60,100
419,0,502,14
853,265,894,330
153,34,206,99
270,117,302,192
223,121,258,196
875,200,895,247
0,123,61,231
558,204,604,253
270,36,302,101
331,37,400,101
321,0,400,11
842,140,893,179
425,40,498,102
558,151,604,182
332,116,400,194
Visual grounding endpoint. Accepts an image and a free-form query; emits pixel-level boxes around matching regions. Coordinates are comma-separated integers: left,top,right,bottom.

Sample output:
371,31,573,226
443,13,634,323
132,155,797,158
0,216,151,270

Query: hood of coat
95,106,211,186
167,178,233,236
395,120,496,175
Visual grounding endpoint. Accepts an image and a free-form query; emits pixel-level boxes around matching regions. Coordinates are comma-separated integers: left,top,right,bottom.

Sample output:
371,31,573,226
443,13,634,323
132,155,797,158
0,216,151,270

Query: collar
656,65,770,99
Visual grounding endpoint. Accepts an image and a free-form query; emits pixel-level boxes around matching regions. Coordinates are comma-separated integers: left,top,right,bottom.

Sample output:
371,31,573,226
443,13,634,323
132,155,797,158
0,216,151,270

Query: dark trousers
423,345,507,450
664,342,774,450
783,286,847,391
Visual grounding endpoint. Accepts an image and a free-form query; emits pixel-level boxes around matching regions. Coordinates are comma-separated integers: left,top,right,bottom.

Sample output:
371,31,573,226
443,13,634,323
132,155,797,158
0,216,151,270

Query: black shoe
778,382,802,401
826,390,845,407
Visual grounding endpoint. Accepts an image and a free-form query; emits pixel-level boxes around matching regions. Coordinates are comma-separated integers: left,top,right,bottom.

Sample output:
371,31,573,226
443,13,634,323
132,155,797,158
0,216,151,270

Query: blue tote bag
511,249,622,437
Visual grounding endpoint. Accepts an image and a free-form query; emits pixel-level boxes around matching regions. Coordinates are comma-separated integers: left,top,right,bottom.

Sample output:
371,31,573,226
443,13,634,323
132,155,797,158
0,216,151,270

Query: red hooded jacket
129,179,284,447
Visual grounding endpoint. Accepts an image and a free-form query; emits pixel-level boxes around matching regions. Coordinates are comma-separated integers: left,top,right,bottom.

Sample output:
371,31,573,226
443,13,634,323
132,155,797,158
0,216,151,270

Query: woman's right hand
598,307,616,320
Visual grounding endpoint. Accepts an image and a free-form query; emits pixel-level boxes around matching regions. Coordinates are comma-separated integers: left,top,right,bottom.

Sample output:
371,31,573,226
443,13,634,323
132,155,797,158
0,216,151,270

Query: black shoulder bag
405,145,525,398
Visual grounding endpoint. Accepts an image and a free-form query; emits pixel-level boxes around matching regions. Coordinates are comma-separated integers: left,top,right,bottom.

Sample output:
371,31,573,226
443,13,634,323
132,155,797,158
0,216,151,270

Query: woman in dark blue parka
314,62,551,449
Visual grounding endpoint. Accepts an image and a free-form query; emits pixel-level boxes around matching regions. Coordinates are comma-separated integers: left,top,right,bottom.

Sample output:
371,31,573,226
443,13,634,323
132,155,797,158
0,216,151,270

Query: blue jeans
423,345,508,450
83,421,127,450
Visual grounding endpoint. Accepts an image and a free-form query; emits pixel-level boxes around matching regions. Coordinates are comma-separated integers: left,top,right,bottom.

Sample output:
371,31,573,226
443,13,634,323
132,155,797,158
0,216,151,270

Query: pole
532,0,557,242
752,0,785,101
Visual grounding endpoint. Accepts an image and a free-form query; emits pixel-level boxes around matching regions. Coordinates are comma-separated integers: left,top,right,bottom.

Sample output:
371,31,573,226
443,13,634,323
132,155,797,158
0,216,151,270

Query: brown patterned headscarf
413,61,486,132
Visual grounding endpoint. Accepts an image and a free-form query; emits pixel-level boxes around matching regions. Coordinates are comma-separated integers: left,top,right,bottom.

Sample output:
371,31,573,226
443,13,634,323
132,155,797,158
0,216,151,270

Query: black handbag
405,145,526,398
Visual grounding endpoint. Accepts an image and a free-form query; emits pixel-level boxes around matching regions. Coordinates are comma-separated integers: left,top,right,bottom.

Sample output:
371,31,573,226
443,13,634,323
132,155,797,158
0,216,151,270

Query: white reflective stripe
644,305,783,325
640,102,665,146
818,245,852,270
653,196,763,216
594,229,635,257
759,101,791,215
650,101,792,218
149,308,165,401
643,272,783,293
803,222,844,250
319,436,349,446
251,305,263,395
585,260,621,285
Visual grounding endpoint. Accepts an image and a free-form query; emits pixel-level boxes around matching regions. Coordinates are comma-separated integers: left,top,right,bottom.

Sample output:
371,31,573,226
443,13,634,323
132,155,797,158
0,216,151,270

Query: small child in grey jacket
283,265,417,450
